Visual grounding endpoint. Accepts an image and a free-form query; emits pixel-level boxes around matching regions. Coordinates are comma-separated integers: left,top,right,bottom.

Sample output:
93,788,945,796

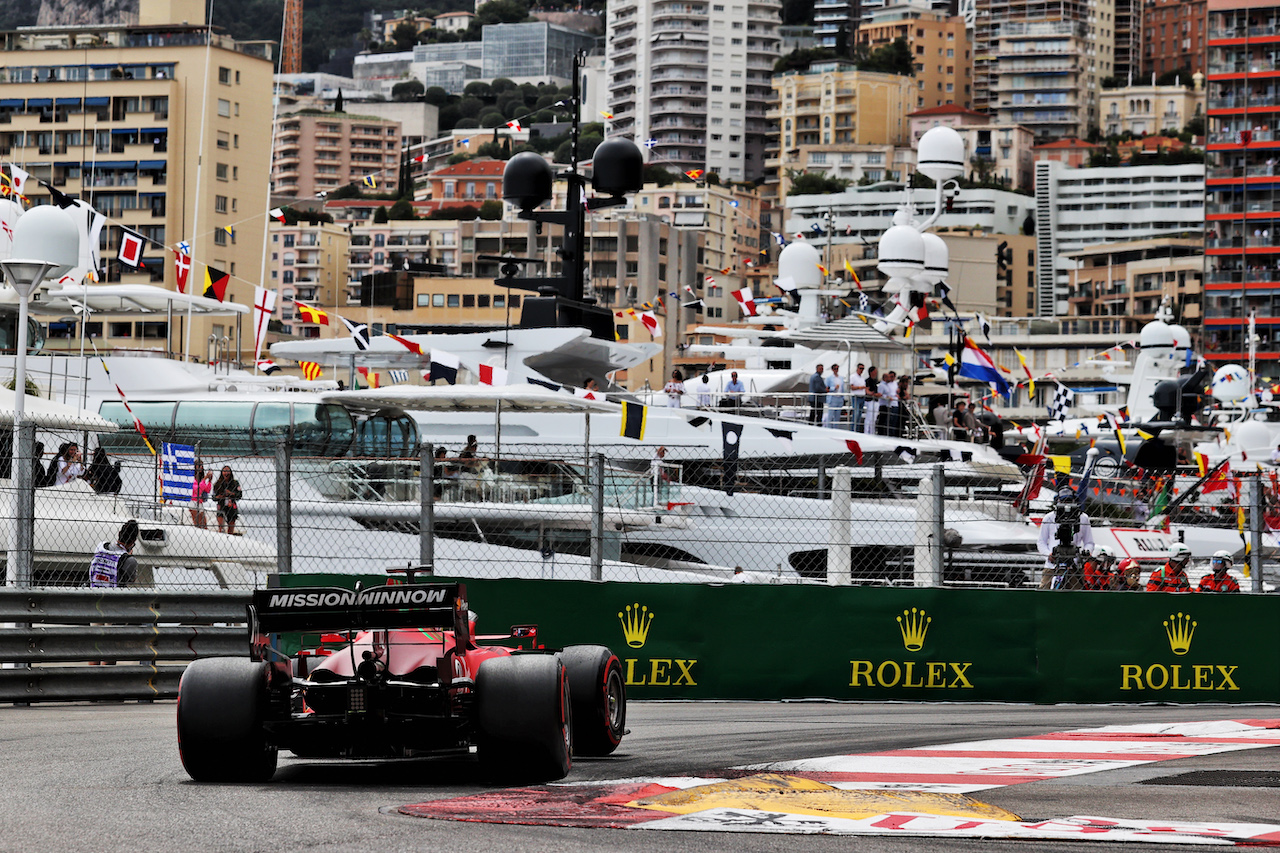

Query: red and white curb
400,718,1280,844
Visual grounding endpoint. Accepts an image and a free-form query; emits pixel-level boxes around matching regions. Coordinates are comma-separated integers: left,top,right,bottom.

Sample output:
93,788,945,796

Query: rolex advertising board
277,576,1280,703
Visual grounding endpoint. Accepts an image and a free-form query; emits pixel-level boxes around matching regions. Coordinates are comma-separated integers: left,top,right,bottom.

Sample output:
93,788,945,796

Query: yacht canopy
35,284,249,317
0,389,119,431
322,384,617,413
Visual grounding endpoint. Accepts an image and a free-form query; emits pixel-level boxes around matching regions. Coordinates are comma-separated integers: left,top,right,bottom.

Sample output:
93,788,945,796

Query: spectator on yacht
862,367,881,434
696,375,714,408
724,372,746,409
823,364,846,428
807,364,826,424
664,371,686,408
54,442,86,486
847,364,867,432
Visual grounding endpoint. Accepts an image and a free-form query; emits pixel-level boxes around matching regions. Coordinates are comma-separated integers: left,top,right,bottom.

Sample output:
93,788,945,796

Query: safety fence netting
0,419,1271,592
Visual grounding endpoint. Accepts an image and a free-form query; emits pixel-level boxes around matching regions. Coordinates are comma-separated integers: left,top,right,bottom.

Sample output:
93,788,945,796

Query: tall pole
185,10,216,362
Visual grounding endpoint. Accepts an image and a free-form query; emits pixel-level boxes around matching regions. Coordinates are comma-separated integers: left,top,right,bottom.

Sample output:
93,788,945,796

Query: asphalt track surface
1,701,1277,853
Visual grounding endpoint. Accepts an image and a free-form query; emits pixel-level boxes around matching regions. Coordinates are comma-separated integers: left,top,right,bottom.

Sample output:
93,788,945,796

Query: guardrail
0,590,249,704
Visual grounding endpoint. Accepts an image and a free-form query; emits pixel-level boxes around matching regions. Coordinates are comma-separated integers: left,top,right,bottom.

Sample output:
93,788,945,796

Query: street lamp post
2,205,80,588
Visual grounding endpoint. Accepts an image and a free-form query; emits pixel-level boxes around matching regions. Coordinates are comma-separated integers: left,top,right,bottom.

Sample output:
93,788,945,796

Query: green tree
423,86,451,106
479,110,507,127
463,82,494,100
458,97,484,118
491,77,518,94
1186,115,1205,137
392,79,425,101
1156,67,1193,87
387,199,417,220
447,152,473,164
774,47,838,73
475,0,529,26
373,205,390,223
788,171,850,194
860,37,914,76
479,199,504,220
390,20,421,50
643,165,678,186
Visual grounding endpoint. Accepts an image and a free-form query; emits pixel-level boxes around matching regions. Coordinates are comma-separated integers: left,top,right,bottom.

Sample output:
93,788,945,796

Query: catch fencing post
1250,475,1263,594
12,421,35,588
590,453,605,580
827,466,852,585
274,438,292,574
420,443,434,572
913,464,944,587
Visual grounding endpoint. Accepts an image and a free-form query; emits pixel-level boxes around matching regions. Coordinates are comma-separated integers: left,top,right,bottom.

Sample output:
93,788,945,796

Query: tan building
269,220,350,341
1099,77,1206,137
858,5,972,111
272,110,402,199
767,64,915,204
0,0,274,360
1064,237,1204,337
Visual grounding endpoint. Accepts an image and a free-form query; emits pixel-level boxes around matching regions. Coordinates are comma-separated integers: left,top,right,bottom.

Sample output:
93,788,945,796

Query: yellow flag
1049,455,1072,474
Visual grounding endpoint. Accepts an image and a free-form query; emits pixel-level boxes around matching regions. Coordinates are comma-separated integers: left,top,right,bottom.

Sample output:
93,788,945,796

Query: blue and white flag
160,442,195,502
389,369,409,384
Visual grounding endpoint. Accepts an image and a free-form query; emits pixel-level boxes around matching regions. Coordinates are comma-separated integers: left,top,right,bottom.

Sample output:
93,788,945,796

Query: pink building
1032,138,1102,168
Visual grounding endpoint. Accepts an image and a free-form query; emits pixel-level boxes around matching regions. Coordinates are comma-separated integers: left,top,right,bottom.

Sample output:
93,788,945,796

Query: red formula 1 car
176,581,625,783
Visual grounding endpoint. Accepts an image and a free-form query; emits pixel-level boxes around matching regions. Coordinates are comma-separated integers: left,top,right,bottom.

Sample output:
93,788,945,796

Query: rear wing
249,583,469,645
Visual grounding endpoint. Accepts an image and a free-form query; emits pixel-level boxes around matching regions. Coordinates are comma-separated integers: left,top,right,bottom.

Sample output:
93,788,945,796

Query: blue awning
137,192,166,197
137,160,167,170
142,127,167,134
54,161,78,167
55,98,81,106
26,98,52,107
0,99,21,107
84,97,110,106
111,128,138,135
86,161,137,170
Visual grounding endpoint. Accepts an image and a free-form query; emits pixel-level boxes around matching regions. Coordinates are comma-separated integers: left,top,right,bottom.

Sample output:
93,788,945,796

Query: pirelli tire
177,657,279,782
560,645,626,756
474,654,572,782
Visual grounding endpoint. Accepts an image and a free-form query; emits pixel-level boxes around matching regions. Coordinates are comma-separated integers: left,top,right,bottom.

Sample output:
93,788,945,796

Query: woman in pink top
190,461,212,529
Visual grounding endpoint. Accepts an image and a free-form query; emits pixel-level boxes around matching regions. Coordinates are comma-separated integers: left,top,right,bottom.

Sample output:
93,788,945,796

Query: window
417,294,430,307
447,294,460,308
214,229,227,246
215,195,228,213
217,131,229,150
463,294,475,308
478,294,490,308
217,99,230,117
216,163,228,181
109,321,132,337
218,67,231,84
432,294,445,307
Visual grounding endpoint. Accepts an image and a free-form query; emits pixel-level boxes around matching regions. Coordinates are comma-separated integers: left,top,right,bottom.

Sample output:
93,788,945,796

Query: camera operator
1036,486,1095,589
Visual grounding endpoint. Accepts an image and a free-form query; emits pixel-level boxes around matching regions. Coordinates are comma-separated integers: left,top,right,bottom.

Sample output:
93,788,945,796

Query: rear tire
475,654,571,782
177,657,278,782
560,645,625,756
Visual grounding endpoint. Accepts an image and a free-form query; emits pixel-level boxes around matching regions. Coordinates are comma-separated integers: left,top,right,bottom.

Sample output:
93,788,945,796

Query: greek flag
161,442,196,502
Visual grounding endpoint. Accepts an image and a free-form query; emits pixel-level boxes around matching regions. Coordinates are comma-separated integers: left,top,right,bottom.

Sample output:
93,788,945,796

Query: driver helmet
1093,545,1116,566
1117,557,1141,577
1210,549,1233,574
1167,542,1192,568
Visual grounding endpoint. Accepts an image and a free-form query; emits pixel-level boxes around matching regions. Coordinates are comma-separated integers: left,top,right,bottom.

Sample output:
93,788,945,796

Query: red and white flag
412,153,427,163
252,286,277,363
478,363,509,386
173,249,191,293
117,229,145,268
8,164,29,197
732,287,757,317
506,119,522,132
639,310,661,337
269,207,287,223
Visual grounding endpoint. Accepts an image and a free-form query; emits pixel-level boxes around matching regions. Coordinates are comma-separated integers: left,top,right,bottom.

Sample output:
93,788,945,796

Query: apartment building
1142,0,1208,78
1098,76,1206,137
1062,237,1204,337
858,4,972,110
606,0,782,182
271,110,402,199
0,0,273,359
1033,160,1205,317
973,0,1116,141
269,220,351,339
908,105,1036,191
1203,0,1280,362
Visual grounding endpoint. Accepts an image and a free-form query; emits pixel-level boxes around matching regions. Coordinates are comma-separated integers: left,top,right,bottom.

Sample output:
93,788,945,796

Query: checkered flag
1048,385,1075,420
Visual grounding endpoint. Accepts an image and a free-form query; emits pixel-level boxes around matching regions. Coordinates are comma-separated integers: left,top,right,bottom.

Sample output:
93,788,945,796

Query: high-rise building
0,0,274,359
1033,161,1205,317
973,0,1115,141
858,4,972,110
607,0,782,182
813,0,859,50
1203,0,1280,362
272,111,402,199
270,220,350,340
1142,0,1208,78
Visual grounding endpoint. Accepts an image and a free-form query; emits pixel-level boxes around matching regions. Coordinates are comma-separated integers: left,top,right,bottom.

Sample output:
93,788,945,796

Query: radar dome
1138,320,1174,349
916,126,965,183
777,241,824,288
1168,323,1191,351
1231,420,1272,456
918,232,949,284
876,225,925,280
1211,364,1252,404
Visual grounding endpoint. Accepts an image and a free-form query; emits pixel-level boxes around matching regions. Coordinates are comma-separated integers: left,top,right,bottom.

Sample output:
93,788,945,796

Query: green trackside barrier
276,575,1280,703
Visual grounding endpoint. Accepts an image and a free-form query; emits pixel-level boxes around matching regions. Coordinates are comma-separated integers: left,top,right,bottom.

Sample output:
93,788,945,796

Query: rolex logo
1164,612,1196,656
619,603,655,648
897,608,931,652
